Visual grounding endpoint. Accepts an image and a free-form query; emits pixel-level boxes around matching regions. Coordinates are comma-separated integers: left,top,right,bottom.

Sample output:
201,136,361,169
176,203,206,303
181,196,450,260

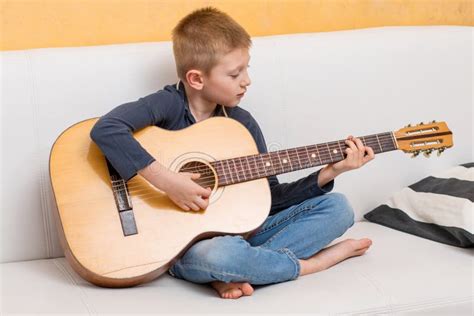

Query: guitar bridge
106,159,138,236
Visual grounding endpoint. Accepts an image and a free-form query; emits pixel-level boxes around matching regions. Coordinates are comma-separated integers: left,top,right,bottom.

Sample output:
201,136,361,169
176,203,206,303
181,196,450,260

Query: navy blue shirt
90,81,334,215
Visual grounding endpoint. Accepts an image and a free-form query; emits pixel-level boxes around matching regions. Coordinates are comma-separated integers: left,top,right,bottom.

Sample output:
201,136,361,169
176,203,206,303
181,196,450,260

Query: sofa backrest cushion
1,26,471,262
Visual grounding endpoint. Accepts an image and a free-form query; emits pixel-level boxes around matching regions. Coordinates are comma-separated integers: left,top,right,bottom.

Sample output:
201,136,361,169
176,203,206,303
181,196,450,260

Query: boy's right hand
161,172,212,212
138,160,212,211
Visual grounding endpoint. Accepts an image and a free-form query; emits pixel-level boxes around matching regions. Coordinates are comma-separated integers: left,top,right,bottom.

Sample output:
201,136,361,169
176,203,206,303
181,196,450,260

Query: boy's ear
185,69,204,90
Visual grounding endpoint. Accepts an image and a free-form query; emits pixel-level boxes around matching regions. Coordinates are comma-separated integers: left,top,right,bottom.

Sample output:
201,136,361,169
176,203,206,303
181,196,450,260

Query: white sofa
1,26,472,314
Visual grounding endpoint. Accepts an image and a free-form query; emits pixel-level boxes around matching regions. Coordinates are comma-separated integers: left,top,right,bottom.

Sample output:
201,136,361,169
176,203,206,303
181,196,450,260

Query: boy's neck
182,81,217,122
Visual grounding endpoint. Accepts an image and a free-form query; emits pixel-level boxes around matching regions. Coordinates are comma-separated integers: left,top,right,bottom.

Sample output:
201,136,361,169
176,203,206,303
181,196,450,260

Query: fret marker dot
333,149,338,154
265,162,271,167
311,154,316,158
282,159,288,163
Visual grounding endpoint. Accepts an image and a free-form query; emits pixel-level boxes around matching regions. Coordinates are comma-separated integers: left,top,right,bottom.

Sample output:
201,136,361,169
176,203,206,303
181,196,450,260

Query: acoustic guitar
49,118,453,287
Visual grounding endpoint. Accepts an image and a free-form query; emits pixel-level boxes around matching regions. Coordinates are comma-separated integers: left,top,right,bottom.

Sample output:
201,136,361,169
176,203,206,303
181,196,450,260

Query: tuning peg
431,120,436,123
437,148,445,157
411,151,420,158
423,149,432,158
419,122,424,125
405,123,412,128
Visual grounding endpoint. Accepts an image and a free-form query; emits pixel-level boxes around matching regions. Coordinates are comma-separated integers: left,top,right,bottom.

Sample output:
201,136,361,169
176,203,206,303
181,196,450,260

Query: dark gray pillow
364,163,473,248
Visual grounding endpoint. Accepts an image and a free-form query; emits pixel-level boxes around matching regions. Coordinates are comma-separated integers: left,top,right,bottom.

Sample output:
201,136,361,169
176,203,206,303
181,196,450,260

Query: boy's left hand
328,135,375,175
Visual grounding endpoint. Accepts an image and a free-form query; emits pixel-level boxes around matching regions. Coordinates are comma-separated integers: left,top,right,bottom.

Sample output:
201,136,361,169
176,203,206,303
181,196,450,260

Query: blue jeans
168,192,355,285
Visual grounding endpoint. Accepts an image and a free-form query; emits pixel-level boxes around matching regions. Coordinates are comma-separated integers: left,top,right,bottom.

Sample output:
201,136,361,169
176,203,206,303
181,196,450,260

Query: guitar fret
330,142,341,161
245,156,253,180
301,148,309,167
278,152,285,172
375,134,383,153
267,153,276,174
276,151,284,173
304,146,311,167
266,153,274,175
284,149,292,172
286,151,293,171
314,145,323,165
216,161,227,185
280,149,291,172
306,148,312,166
251,155,259,178
234,158,243,182
258,155,266,176
225,160,234,183
294,148,303,169
238,157,246,181
326,143,333,164
252,156,261,178
337,141,345,160
283,149,290,170
265,153,276,175
325,142,334,162
315,144,325,165
384,132,395,151
242,157,248,180
389,132,397,150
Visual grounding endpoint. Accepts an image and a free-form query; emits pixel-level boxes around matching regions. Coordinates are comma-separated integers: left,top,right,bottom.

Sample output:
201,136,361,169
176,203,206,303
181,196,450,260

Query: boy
90,7,374,299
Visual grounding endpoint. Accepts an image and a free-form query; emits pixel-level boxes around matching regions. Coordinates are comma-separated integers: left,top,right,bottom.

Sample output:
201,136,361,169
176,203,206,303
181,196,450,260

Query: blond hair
172,7,252,80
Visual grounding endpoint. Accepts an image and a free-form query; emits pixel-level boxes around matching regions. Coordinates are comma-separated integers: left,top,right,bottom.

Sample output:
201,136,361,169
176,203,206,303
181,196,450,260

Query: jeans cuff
278,248,300,281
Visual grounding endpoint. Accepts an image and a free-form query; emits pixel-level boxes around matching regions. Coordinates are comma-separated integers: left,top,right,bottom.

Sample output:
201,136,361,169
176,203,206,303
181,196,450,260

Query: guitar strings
111,136,396,193
111,136,397,194
106,131,395,188
110,137,397,197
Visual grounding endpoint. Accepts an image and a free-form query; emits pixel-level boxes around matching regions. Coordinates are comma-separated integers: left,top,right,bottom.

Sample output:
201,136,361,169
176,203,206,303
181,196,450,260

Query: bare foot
210,281,254,299
299,238,372,276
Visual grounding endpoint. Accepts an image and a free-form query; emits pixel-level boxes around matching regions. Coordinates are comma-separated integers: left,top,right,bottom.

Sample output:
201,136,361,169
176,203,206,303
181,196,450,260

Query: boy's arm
317,164,341,188
269,135,375,215
90,90,174,181
91,90,212,212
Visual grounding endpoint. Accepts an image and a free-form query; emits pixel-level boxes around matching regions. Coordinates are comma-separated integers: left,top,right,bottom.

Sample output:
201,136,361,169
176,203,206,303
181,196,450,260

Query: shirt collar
176,80,195,123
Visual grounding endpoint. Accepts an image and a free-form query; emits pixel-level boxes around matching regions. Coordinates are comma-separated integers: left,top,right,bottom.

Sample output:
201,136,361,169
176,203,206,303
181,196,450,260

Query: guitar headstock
394,121,453,158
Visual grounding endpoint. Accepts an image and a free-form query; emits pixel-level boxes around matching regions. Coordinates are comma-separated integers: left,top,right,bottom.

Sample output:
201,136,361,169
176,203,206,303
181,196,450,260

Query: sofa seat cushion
1,222,472,314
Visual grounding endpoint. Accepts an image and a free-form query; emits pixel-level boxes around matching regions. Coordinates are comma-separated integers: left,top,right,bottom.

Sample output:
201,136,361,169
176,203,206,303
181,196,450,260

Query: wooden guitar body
50,117,271,287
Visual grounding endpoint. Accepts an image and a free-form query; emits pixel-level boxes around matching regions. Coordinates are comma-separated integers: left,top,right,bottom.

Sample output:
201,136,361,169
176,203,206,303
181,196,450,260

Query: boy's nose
242,74,251,87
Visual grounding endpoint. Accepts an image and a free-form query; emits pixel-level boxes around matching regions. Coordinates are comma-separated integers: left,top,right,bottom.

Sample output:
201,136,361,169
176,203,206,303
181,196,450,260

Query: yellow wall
1,0,472,51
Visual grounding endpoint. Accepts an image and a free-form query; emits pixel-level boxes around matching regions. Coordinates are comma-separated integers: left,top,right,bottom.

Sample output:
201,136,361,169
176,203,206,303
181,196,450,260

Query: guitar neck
211,132,398,186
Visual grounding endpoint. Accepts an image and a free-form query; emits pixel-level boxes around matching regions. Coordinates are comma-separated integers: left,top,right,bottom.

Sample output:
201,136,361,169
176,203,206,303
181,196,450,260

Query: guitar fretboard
210,132,397,186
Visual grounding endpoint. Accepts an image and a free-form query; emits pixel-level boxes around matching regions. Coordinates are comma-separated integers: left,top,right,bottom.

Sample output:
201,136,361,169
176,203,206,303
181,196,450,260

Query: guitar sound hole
179,161,216,190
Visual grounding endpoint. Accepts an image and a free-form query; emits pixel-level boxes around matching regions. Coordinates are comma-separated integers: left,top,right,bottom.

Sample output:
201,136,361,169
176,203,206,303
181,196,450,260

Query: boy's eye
229,65,249,78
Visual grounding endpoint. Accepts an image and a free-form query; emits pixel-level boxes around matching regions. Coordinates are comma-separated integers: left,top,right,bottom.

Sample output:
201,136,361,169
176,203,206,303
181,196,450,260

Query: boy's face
201,47,251,107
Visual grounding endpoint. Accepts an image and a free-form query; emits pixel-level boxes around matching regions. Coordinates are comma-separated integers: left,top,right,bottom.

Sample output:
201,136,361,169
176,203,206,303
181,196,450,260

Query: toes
220,286,244,299
357,238,372,249
229,288,243,299
240,283,254,296
219,283,253,299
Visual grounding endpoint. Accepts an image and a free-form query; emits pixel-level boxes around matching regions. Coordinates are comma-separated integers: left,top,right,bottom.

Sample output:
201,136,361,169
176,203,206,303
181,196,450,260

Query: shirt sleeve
244,114,335,216
90,90,174,181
